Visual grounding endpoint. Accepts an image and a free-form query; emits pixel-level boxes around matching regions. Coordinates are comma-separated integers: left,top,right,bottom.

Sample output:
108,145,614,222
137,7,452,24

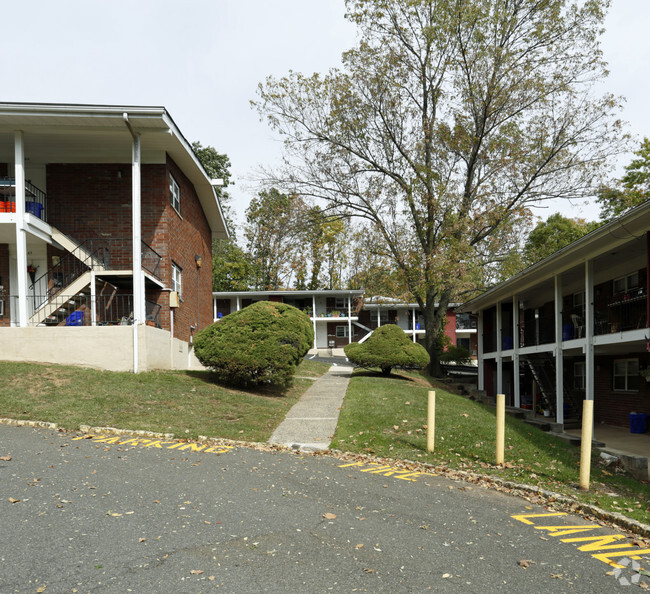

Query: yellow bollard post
579,399,594,491
496,393,505,465
427,391,435,453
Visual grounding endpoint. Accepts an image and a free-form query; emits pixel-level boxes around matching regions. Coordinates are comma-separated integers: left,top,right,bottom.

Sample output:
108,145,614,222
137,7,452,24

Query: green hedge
345,324,430,376
194,301,314,388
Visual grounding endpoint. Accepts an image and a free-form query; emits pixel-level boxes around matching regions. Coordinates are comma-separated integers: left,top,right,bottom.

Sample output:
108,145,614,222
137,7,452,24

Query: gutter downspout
124,113,143,373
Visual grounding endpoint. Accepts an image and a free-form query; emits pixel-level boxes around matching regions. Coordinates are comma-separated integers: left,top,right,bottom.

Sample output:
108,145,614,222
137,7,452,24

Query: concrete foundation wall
0,326,205,373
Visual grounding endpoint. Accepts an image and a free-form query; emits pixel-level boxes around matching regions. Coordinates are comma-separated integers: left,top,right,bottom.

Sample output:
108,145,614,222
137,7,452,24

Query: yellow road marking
512,511,648,569
338,461,436,482
72,434,233,455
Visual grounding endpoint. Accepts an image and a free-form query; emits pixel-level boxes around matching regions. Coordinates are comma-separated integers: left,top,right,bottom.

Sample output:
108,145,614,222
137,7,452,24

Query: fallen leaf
323,513,337,520
36,586,47,593
442,573,452,578
363,568,375,574
0,456,11,461
8,497,20,503
461,413,469,418
139,538,146,543
355,544,364,549
190,569,204,575
208,576,216,581
107,511,122,517
519,559,534,569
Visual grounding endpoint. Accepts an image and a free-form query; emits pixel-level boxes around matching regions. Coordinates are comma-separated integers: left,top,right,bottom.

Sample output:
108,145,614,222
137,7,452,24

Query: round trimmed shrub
194,301,314,388
344,324,430,376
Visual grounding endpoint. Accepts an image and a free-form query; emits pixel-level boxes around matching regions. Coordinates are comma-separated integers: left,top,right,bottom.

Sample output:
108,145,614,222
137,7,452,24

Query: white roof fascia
460,200,650,313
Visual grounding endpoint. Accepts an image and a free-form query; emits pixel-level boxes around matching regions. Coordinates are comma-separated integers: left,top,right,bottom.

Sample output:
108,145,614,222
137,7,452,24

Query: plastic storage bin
65,311,85,326
630,412,647,434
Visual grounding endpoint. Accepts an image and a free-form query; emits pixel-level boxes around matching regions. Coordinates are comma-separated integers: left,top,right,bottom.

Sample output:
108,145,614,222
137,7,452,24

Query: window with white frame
613,358,639,392
573,361,585,390
336,325,348,338
335,297,347,310
370,310,388,323
171,262,182,297
170,173,181,213
613,272,639,295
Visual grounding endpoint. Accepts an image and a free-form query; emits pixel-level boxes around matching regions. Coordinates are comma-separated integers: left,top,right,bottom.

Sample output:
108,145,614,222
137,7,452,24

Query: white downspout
347,295,352,344
124,114,143,373
312,295,317,348
14,131,28,327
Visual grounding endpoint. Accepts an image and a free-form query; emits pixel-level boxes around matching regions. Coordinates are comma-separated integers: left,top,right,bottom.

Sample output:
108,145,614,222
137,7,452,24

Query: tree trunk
423,290,451,378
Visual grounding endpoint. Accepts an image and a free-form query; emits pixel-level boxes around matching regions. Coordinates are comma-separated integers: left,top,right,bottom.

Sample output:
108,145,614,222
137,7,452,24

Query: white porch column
236,296,241,311
412,308,417,342
312,295,317,348
513,296,520,408
554,275,565,424
14,131,28,327
585,261,595,401
477,310,484,391
90,271,97,326
496,301,503,394
347,295,352,344
213,296,217,322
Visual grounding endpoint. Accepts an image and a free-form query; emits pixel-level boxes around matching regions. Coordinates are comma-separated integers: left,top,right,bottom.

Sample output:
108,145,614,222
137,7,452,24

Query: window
457,337,470,352
613,272,639,295
170,173,180,213
171,262,182,296
336,325,348,338
370,311,388,323
613,358,639,391
573,361,585,390
335,297,347,310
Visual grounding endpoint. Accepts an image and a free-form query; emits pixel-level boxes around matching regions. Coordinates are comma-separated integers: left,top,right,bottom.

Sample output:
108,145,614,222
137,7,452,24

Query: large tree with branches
255,0,626,375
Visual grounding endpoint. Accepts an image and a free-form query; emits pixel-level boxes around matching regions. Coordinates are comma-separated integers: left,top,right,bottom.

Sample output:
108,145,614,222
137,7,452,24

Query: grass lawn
330,369,650,525
0,359,330,444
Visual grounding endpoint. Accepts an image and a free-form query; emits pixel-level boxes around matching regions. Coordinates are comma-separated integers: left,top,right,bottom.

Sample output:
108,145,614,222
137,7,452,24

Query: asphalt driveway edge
1,416,649,539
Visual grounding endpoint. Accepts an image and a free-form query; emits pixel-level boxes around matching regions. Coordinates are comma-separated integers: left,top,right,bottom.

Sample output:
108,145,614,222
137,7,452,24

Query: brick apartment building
0,102,228,371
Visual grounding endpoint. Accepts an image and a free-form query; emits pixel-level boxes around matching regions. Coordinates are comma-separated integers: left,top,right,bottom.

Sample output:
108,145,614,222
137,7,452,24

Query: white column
585,261,595,401
14,131,28,327
347,296,352,344
496,302,503,394
513,296,520,408
90,271,97,326
213,296,217,322
236,296,241,311
477,310,484,391
554,275,564,424
412,308,416,342
312,295,317,348
131,132,142,373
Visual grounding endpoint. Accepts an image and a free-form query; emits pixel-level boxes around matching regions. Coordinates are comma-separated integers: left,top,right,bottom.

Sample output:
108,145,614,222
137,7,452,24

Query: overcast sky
3,1,648,228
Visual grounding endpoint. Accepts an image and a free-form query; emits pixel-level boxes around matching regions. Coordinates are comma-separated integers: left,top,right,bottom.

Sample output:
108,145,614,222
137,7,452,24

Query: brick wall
594,354,650,428
46,158,214,342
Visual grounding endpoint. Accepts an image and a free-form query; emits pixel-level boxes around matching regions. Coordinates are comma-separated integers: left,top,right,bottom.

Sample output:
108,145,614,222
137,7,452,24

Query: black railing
0,178,47,220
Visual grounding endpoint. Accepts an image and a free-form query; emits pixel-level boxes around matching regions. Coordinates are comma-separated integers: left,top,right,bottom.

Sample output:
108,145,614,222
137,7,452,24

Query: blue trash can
630,412,647,434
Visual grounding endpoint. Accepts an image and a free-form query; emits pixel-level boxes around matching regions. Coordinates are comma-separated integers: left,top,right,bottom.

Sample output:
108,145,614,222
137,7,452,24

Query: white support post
236,296,241,311
213,296,217,322
312,295,317,348
585,261,595,402
90,271,97,326
496,301,503,395
14,131,28,327
477,310,484,391
347,295,352,344
412,308,417,342
554,275,564,424
130,128,142,374
513,296,520,408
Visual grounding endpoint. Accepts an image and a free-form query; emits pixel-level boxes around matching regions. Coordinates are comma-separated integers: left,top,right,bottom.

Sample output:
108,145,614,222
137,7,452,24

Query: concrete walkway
269,365,352,451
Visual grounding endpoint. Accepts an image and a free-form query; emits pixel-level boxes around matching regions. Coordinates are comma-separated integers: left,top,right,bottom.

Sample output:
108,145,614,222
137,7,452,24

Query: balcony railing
0,177,47,220
3,293,162,327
